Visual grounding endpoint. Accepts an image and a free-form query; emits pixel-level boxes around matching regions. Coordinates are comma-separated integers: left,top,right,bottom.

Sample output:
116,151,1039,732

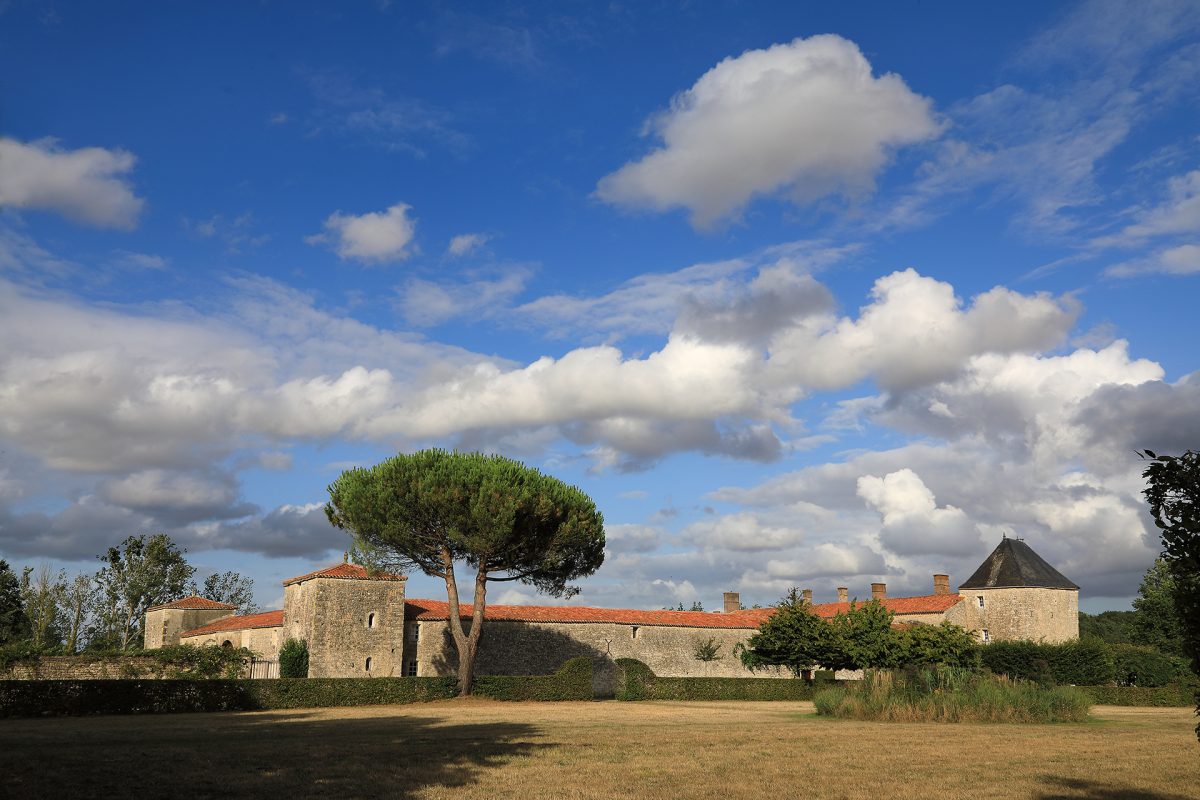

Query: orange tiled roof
407,593,962,629
146,595,237,613
282,562,406,587
180,609,284,638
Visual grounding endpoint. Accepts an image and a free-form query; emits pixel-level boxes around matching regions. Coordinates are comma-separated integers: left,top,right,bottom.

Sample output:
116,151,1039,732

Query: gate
249,658,279,679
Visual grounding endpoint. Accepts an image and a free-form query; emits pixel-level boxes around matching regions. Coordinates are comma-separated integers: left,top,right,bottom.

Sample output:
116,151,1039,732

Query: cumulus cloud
681,512,806,552
308,203,416,263
99,469,256,525
0,138,144,229
595,35,940,227
446,232,490,257
200,503,345,558
857,468,984,556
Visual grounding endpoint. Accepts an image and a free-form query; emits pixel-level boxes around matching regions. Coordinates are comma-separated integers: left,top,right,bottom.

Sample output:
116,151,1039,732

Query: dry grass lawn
2,700,1197,799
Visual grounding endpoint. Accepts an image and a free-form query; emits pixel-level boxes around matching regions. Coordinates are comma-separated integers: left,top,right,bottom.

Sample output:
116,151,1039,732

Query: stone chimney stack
837,587,848,604
723,592,741,613
871,582,887,601
933,574,950,595
802,589,813,605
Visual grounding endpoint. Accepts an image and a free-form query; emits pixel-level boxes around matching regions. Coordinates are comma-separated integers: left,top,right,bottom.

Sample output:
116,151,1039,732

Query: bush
473,658,593,701
813,668,1092,723
615,659,815,701
980,638,1116,686
279,638,309,679
149,645,253,679
1109,644,1189,687
1081,683,1195,707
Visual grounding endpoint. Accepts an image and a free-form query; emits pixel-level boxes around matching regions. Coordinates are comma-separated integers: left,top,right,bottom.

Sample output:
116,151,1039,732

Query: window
221,640,233,649
981,629,990,643
631,626,639,639
409,624,420,643
365,657,373,672
976,595,985,608
367,612,376,629
406,661,418,677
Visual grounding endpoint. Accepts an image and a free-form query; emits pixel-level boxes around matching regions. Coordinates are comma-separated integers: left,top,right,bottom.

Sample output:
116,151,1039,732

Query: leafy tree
826,600,904,671
0,560,30,645
896,621,978,668
1139,449,1200,739
1130,559,1185,657
279,638,309,678
739,590,835,676
326,449,605,695
1078,610,1136,645
61,574,96,653
195,571,258,615
19,565,66,650
94,534,195,650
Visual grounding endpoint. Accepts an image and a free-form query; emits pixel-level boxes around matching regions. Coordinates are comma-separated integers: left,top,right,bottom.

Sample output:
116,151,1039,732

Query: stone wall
179,625,283,660
144,607,234,649
954,588,1078,643
0,656,166,680
290,577,407,678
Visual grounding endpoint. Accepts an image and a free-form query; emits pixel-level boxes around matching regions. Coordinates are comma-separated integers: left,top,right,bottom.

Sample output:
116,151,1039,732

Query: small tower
144,596,237,649
958,538,1079,643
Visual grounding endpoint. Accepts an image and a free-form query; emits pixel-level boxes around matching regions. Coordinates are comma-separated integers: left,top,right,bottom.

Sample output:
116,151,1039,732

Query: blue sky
1,0,1198,614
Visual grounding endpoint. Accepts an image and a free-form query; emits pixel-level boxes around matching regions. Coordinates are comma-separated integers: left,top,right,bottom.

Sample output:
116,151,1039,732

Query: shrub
814,668,1091,723
473,657,593,701
1109,644,1188,687
1081,683,1195,707
615,659,815,701
149,644,253,679
279,638,309,679
980,638,1116,686
693,638,722,662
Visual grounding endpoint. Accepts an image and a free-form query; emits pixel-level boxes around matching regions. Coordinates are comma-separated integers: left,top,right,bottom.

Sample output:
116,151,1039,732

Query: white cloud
400,268,529,326
446,232,490,257
595,35,940,227
0,137,144,228
857,468,984,556
682,511,806,552
308,203,417,263
1105,243,1200,277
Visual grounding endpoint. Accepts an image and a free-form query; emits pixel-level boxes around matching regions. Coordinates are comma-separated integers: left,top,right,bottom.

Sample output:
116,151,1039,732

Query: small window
981,629,990,643
976,595,985,608
406,661,418,677
409,624,419,642
221,640,233,649
367,613,376,629
365,657,373,672
631,626,639,639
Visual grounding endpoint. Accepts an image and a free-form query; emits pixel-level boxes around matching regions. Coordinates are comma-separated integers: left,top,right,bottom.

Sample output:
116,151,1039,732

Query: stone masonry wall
144,607,233,649
299,578,407,678
0,656,166,680
954,588,1078,643
179,625,282,660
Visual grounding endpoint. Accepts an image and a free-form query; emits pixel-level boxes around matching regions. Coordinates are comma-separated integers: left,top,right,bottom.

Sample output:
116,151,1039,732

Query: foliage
813,667,1092,723
472,657,593,701
1139,449,1200,739
693,637,722,662
895,622,980,668
980,638,1116,686
738,593,834,676
615,658,816,701
825,600,904,671
1130,558,1186,657
20,565,66,650
1081,682,1197,707
148,644,253,679
61,574,96,654
195,571,258,615
1109,644,1189,688
279,638,309,678
326,449,605,695
0,560,30,646
93,534,196,650
1078,610,1136,644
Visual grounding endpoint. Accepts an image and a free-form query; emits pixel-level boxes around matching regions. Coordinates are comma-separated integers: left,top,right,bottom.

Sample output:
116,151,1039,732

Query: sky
1,0,1198,615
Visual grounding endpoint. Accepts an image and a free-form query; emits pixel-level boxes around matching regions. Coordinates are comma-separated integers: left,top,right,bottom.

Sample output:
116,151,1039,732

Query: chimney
837,587,848,604
933,574,950,595
802,589,813,605
723,592,741,613
871,582,886,601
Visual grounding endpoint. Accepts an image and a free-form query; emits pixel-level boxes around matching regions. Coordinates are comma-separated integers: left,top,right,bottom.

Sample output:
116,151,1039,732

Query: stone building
148,537,1079,680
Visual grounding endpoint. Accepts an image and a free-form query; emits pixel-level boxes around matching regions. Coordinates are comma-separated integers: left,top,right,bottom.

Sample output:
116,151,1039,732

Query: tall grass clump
814,667,1091,723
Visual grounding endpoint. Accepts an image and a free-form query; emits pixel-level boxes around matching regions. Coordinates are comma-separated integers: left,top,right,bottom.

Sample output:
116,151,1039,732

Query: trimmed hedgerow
980,639,1116,686
473,657,593,701
1081,683,1196,707
615,659,816,701
1109,645,1189,688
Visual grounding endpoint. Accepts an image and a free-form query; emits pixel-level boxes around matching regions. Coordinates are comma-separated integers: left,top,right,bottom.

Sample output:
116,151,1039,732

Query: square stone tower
282,562,407,677
957,538,1079,643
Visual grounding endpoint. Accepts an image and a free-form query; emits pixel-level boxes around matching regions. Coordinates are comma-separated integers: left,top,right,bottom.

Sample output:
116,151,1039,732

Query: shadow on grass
0,710,546,799
1037,777,1198,800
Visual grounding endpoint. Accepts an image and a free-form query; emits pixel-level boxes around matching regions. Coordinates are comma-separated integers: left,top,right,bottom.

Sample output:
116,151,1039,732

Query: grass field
2,700,1197,799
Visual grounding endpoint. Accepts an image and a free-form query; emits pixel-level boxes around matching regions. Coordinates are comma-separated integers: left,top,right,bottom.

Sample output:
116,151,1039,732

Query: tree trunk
441,549,489,696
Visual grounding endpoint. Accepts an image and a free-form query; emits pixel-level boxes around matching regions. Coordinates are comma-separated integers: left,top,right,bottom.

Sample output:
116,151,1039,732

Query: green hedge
473,657,593,701
980,639,1193,688
615,659,816,701
1080,684,1196,707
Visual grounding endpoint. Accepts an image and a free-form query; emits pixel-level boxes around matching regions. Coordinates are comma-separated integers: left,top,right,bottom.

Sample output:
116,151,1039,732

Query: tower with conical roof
956,538,1079,643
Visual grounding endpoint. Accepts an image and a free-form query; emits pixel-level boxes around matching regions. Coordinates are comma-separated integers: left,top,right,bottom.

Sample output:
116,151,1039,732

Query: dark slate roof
959,538,1079,590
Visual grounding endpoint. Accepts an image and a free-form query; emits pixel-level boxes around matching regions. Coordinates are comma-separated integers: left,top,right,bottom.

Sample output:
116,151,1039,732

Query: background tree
196,571,258,615
326,449,605,695
1129,558,1185,657
825,601,905,671
1139,449,1200,739
61,573,96,653
738,590,834,676
94,534,195,650
19,565,66,650
1077,609,1136,644
0,559,30,645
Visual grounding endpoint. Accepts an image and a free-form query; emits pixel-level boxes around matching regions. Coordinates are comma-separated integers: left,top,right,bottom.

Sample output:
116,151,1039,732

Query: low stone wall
0,656,167,681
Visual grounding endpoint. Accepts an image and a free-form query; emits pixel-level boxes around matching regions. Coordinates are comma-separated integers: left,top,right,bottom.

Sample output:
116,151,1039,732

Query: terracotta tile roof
406,593,962,629
282,562,407,587
180,609,284,638
146,595,237,612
